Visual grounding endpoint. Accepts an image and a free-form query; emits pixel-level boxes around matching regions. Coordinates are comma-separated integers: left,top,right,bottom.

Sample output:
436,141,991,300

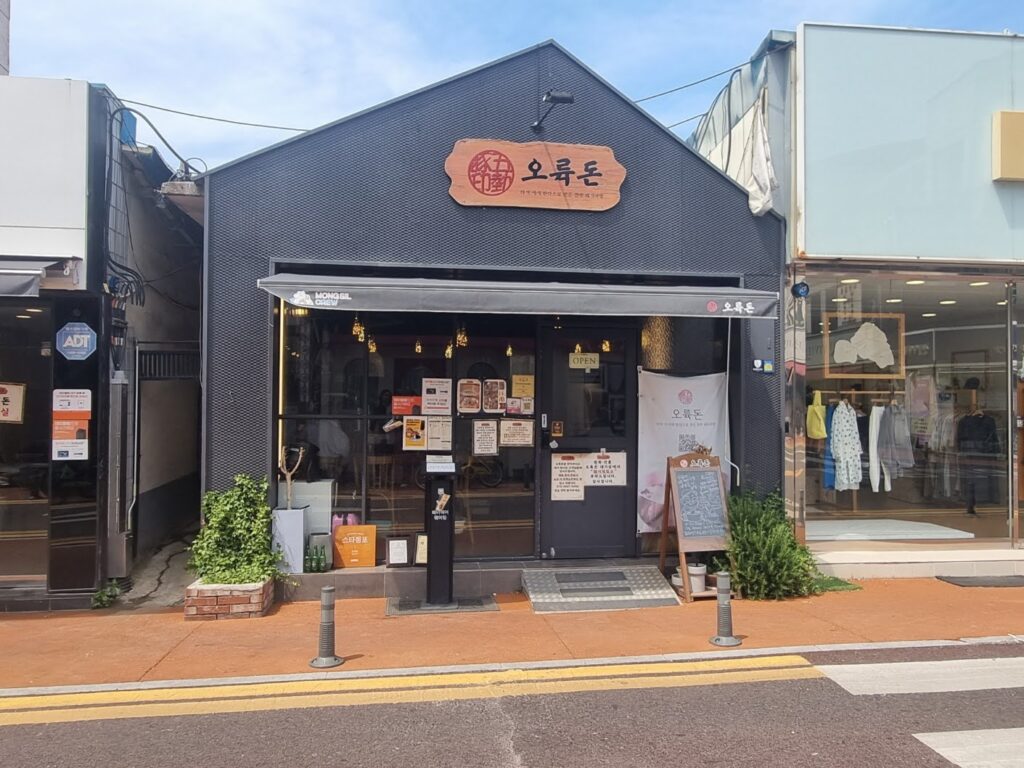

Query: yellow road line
0,655,811,712
0,666,823,727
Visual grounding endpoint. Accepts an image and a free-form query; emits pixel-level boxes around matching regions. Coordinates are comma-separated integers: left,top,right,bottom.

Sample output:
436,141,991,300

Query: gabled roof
204,39,768,207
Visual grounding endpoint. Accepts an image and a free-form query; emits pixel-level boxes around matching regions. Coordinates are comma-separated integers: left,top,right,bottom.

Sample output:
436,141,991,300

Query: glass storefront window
804,273,1011,541
280,309,536,560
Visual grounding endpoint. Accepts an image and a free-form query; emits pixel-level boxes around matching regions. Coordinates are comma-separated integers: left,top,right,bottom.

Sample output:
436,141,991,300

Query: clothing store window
804,274,1010,542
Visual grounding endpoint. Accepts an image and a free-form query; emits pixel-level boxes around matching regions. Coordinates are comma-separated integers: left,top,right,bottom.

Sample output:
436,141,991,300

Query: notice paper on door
426,416,453,451
551,453,585,501
583,451,627,486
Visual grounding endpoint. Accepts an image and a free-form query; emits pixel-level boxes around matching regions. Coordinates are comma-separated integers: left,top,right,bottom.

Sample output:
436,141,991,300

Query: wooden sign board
445,139,626,212
658,453,730,602
333,524,377,568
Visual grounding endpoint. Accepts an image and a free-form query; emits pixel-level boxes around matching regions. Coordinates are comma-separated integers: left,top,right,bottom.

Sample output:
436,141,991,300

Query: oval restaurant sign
444,139,625,212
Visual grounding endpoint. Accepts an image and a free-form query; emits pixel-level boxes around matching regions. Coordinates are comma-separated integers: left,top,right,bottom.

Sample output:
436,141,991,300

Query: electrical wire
120,99,309,132
666,112,707,129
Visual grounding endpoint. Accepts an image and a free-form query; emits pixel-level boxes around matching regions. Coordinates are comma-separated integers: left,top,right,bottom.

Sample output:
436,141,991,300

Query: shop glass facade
802,270,1015,542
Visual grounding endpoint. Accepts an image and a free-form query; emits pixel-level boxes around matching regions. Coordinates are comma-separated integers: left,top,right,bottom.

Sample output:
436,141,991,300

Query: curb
1,634,1021,698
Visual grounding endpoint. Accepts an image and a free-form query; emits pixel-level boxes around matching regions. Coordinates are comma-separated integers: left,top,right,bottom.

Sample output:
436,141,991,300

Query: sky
11,0,1024,170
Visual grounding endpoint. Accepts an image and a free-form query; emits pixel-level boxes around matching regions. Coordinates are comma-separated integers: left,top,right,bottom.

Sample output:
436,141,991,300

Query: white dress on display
830,401,863,492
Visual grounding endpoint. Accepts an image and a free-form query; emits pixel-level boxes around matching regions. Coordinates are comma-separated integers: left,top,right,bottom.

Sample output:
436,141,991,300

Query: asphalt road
3,644,1023,768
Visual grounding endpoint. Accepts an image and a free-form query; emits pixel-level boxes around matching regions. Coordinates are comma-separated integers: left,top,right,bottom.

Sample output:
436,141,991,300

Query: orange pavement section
1,579,1023,689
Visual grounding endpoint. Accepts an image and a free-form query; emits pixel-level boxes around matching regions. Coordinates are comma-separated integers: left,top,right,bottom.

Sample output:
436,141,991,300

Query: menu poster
551,453,585,501
521,396,535,415
426,416,453,451
391,395,422,416
483,379,507,413
511,374,535,398
473,420,498,456
499,419,535,447
402,417,427,451
506,397,523,415
421,378,453,416
583,451,628,486
458,379,482,414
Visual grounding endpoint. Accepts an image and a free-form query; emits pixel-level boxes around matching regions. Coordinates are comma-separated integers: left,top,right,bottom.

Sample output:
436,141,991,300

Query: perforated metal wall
204,42,784,492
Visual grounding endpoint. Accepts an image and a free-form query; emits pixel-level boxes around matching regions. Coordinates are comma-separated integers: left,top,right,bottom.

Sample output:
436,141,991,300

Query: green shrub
726,491,821,600
91,580,121,609
188,474,282,584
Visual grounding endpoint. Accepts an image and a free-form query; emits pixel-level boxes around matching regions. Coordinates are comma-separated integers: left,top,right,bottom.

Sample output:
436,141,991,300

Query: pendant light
444,340,454,359
574,342,582,354
414,339,423,354
351,315,363,336
367,336,377,353
456,324,469,348
505,343,513,358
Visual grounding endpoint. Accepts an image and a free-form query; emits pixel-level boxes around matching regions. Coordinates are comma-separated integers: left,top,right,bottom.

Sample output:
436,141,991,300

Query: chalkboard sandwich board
657,452,730,602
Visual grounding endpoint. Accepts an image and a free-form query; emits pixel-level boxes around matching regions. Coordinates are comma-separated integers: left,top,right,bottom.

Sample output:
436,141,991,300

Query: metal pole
710,571,741,647
309,585,343,668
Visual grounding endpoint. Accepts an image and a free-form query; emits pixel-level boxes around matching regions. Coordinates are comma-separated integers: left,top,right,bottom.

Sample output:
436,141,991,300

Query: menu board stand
657,452,730,603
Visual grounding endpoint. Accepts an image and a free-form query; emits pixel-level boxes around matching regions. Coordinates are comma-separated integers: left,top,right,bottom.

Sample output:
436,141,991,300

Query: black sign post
424,458,456,606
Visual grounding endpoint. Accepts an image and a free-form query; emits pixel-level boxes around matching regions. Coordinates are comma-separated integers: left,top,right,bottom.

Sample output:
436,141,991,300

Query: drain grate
386,597,499,616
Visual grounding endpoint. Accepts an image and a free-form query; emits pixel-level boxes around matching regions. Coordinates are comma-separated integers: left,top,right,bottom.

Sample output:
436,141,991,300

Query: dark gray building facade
203,42,784,564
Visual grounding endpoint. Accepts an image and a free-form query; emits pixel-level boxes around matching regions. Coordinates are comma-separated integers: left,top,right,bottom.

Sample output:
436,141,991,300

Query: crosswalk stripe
818,657,1024,695
0,666,823,727
915,728,1024,767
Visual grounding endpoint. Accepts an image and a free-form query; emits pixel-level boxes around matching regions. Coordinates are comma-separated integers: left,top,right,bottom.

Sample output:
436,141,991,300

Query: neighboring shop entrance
538,324,637,559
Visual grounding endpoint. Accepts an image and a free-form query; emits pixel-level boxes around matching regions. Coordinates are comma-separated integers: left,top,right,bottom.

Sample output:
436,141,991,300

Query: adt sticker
56,322,97,361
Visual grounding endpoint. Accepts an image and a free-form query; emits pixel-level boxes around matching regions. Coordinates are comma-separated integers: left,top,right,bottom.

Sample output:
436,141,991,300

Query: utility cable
121,99,309,132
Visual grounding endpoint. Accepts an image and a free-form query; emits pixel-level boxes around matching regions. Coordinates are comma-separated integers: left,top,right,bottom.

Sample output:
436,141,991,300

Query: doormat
937,576,1024,588
386,596,499,616
522,566,680,613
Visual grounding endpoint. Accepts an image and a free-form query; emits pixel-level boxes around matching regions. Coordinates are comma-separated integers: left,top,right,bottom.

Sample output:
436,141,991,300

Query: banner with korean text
636,371,730,534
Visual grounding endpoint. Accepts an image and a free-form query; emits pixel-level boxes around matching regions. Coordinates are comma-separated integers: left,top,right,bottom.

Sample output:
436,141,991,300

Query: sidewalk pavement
1,579,1023,690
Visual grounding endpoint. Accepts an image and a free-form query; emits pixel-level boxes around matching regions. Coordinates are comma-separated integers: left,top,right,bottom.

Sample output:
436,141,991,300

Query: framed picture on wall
823,312,906,380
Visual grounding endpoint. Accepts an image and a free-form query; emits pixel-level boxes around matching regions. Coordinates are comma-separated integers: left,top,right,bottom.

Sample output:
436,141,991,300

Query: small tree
188,474,282,584
726,491,821,600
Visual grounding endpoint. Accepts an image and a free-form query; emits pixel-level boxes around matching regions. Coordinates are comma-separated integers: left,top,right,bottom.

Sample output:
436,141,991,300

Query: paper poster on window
391,395,421,415
473,420,498,456
506,397,523,415
584,451,628,486
53,419,89,460
402,417,427,451
521,396,535,415
499,419,534,447
482,379,507,413
421,378,453,415
53,388,91,420
0,383,26,423
426,416,453,451
457,379,481,414
551,453,585,501
511,374,534,398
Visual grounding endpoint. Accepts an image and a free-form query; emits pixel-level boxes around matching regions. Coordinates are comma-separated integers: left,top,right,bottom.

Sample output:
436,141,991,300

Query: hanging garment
957,413,1000,508
831,401,863,492
807,391,828,439
823,404,837,491
905,373,937,446
879,404,915,484
869,405,891,493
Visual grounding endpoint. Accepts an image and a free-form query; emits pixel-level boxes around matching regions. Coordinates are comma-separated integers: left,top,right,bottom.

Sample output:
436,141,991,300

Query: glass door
538,324,636,558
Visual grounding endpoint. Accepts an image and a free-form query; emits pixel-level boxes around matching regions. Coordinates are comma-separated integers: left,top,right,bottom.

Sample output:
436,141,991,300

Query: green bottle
304,550,311,573
316,546,325,572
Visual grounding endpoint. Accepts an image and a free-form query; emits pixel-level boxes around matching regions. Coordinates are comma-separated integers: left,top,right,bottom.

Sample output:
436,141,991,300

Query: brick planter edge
184,577,274,620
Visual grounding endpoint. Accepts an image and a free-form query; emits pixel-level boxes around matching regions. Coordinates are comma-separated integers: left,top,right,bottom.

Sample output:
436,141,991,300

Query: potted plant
184,474,284,620
272,445,309,574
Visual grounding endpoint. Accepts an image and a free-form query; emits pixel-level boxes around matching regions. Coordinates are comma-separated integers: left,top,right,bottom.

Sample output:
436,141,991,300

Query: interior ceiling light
26,308,43,314
969,281,990,287
939,300,957,305
839,278,860,284
831,297,848,303
574,342,583,353
922,313,937,317
506,343,513,358
997,300,1008,306
601,339,612,352
885,298,902,303
15,314,30,320
905,279,926,285
414,339,422,354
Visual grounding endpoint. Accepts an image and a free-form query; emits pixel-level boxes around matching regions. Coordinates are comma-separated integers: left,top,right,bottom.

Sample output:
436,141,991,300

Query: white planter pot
687,564,707,593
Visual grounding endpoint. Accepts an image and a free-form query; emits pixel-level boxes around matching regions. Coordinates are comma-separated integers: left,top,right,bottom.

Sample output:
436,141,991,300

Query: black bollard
309,585,344,668
709,572,741,647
